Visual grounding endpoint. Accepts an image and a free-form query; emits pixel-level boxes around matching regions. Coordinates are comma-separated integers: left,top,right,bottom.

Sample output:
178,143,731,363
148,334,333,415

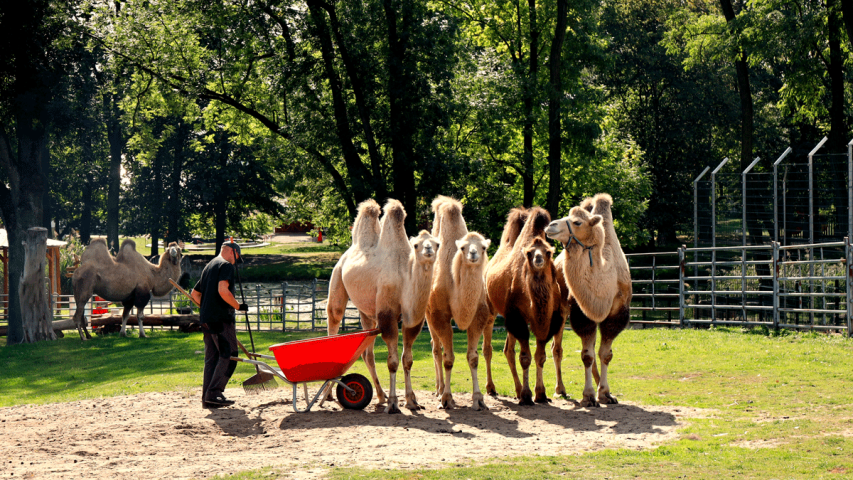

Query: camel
71,239,183,340
485,207,567,405
545,193,632,407
426,196,494,411
326,199,440,413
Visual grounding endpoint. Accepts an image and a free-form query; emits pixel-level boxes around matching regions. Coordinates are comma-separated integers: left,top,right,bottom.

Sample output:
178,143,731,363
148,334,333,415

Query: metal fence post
311,278,317,330
773,148,792,244
679,246,685,327
773,241,780,331
281,282,287,331
695,166,710,248
255,284,261,330
847,238,853,337
743,156,762,247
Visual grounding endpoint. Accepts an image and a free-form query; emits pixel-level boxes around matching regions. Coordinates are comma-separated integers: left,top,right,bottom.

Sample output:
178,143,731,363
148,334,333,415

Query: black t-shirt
192,256,236,333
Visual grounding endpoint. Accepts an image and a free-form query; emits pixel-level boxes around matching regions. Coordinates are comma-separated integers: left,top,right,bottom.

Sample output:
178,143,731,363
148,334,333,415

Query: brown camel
426,196,494,411
71,239,182,340
326,199,440,413
485,207,567,405
545,193,632,407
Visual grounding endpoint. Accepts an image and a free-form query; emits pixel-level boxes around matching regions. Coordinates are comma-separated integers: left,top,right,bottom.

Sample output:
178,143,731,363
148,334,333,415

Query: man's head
221,242,243,264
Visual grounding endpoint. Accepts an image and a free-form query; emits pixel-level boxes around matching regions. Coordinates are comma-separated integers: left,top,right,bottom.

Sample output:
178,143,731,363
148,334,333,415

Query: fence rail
627,239,853,336
2,244,850,337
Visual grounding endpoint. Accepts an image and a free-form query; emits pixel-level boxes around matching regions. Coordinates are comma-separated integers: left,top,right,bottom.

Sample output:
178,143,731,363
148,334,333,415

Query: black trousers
202,321,238,401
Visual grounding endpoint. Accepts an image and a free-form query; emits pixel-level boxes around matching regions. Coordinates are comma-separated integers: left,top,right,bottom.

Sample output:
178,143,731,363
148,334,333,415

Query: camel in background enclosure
71,239,182,340
326,199,440,413
426,196,494,411
546,193,632,407
486,207,567,405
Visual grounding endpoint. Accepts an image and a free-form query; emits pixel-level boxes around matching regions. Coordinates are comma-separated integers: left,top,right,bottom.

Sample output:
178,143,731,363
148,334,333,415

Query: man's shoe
202,400,222,409
205,395,235,407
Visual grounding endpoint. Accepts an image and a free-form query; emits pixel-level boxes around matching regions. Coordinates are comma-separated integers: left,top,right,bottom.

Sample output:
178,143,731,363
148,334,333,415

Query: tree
0,0,76,343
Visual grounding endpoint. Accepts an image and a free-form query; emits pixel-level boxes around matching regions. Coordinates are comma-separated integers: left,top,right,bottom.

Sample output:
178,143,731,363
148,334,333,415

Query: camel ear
590,215,603,227
455,239,465,249
483,239,491,249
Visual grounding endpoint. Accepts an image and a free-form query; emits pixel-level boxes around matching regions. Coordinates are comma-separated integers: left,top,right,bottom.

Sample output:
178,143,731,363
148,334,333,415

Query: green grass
3,327,853,479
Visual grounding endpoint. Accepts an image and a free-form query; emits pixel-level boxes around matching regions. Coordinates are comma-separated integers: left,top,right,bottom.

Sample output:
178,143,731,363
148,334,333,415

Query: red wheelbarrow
231,329,379,413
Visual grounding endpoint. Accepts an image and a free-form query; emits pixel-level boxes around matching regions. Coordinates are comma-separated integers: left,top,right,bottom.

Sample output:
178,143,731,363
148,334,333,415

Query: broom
233,263,278,393
168,277,277,393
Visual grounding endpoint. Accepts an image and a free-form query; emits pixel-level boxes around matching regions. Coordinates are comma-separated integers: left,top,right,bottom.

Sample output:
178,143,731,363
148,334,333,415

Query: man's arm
191,288,202,306
218,280,242,310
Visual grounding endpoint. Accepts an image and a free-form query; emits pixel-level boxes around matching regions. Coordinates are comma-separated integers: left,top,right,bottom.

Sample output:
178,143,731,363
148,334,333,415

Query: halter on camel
562,219,594,267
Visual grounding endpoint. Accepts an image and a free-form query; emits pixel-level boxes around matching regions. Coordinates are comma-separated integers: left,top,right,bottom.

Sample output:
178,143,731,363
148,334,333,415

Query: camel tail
500,207,529,248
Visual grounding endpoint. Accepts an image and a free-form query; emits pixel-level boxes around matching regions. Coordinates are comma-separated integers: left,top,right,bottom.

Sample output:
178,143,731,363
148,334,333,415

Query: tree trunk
307,1,374,207
828,0,848,238
546,0,567,219
522,0,539,208
106,93,123,253
19,227,56,342
150,148,163,256
167,121,186,244
384,0,418,233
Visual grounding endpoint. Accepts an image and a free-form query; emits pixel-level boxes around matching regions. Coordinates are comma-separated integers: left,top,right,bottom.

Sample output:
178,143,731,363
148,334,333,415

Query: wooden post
20,227,55,342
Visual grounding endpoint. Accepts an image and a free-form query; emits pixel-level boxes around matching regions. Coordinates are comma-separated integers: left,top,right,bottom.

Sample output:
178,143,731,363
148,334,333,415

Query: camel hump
525,207,552,238
357,199,382,219
80,238,112,264
431,195,462,215
500,207,529,248
581,193,614,223
382,199,406,226
353,199,381,247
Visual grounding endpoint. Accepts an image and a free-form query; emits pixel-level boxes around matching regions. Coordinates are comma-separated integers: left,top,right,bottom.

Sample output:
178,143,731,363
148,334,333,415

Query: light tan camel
71,239,182,340
485,207,567,405
426,196,494,411
545,193,632,407
326,199,439,413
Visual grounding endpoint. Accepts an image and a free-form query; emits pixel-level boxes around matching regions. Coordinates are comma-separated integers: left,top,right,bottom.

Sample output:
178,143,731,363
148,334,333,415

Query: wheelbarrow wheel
336,373,373,410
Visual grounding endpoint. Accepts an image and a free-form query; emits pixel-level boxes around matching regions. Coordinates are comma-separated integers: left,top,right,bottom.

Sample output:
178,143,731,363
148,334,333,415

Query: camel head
524,237,554,272
455,232,491,266
545,206,604,250
160,242,183,266
410,230,439,264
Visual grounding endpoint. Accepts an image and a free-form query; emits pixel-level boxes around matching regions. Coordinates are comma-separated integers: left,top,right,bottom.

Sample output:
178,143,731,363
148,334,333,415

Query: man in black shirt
191,242,248,408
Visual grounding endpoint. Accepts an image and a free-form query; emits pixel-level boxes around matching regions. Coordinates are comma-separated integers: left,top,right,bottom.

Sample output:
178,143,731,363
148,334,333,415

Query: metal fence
695,138,853,249
0,279,362,335
627,240,853,335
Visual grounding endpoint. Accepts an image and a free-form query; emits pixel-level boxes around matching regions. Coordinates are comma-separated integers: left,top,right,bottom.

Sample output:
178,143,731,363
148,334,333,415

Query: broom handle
168,278,256,358
234,265,257,354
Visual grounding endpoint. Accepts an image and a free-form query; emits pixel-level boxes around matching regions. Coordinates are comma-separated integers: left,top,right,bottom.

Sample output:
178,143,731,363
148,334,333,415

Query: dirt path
0,388,708,479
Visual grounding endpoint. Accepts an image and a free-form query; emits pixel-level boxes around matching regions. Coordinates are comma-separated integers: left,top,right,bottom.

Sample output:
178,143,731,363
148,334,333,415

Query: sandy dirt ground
0,387,708,480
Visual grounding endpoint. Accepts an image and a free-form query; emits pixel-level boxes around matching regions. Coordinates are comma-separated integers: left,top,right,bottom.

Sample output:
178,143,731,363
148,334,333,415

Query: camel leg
326,263,347,336
359,312,386,404
482,313,496,397
551,328,567,398
429,327,444,397
504,305,533,405
401,318,424,410
133,289,151,338
517,338,534,406
429,310,456,409
377,306,401,414
597,307,630,405
533,339,550,403
71,279,94,341
569,299,599,407
119,297,134,337
502,333,523,402
466,325,488,411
